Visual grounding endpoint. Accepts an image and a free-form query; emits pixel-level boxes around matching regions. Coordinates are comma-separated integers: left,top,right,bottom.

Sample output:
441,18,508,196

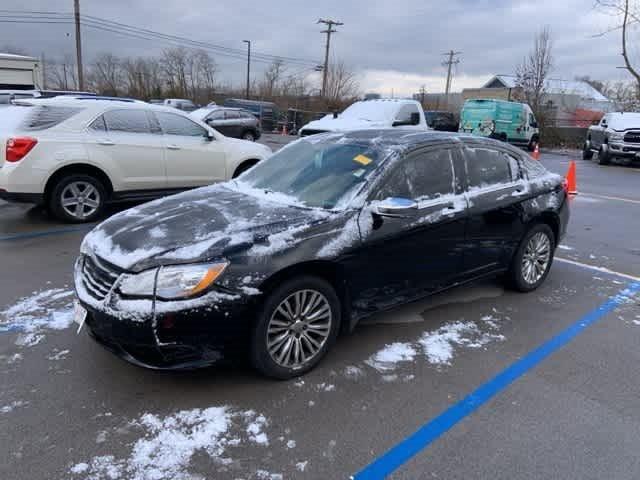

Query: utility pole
420,84,426,106
442,50,461,96
318,18,343,98
243,40,251,99
74,0,84,91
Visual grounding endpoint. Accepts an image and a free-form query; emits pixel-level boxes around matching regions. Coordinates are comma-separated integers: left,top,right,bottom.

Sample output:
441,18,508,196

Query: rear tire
250,276,341,379
49,174,106,223
582,142,593,160
506,223,555,292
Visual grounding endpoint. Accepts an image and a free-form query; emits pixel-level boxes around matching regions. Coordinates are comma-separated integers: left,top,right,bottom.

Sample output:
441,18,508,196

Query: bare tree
324,60,360,105
595,0,640,98
259,59,285,99
515,27,554,124
89,53,122,96
162,47,189,97
46,55,78,90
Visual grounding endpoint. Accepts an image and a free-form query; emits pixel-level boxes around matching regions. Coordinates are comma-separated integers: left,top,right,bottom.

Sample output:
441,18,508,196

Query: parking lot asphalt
1,140,640,480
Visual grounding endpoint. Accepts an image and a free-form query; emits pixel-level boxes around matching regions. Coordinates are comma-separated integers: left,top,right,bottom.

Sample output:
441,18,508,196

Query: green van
460,99,539,151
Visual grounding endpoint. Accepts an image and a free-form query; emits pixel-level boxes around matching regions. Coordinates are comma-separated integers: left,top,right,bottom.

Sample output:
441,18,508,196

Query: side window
206,111,225,121
156,112,207,136
375,163,412,200
394,104,421,125
103,109,151,134
465,147,514,189
529,113,536,127
89,115,106,132
404,149,455,201
225,111,240,120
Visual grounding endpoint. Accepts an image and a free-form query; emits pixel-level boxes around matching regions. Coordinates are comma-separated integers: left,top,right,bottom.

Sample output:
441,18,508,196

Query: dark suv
200,107,261,141
425,111,458,132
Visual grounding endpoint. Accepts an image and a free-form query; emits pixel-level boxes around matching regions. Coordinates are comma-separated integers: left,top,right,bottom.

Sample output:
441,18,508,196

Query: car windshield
340,101,400,122
236,137,383,209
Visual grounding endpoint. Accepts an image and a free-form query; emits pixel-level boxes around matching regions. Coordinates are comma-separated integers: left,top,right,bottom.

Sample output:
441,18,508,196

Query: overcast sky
1,0,637,96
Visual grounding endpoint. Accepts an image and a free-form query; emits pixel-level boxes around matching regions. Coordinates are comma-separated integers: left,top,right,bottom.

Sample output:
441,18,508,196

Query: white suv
0,98,272,222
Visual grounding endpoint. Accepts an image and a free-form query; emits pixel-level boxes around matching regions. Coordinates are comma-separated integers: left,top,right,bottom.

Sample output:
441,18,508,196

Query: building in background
468,75,612,127
0,53,42,90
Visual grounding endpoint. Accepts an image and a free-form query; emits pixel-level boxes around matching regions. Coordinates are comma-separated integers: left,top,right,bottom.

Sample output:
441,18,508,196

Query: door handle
167,144,181,150
97,140,115,146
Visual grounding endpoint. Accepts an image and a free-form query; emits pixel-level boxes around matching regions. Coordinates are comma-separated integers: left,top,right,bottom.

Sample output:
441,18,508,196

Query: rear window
20,105,83,131
521,156,547,178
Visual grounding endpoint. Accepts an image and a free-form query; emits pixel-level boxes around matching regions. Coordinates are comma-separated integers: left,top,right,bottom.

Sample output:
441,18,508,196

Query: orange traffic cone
565,160,577,195
532,143,540,161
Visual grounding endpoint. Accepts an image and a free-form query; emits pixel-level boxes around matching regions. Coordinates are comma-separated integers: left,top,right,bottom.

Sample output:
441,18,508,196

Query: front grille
623,131,640,143
82,255,121,300
300,129,328,137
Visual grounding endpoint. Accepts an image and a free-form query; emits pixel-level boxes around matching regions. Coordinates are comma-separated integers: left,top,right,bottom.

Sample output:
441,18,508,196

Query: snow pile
82,228,166,270
70,407,285,480
0,400,28,414
229,180,307,208
0,289,74,346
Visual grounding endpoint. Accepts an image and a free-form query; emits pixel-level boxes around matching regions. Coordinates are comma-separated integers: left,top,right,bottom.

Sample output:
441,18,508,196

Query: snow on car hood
81,184,327,272
300,115,391,132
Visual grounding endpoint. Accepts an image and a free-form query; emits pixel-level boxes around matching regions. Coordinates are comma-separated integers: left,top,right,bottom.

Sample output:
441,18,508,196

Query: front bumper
74,256,258,370
608,142,640,157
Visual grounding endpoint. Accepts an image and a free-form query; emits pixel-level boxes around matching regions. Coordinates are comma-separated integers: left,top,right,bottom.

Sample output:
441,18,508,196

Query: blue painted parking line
352,282,640,480
0,226,91,242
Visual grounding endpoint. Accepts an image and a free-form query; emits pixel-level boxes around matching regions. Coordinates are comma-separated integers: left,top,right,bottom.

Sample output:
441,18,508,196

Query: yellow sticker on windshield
353,154,373,166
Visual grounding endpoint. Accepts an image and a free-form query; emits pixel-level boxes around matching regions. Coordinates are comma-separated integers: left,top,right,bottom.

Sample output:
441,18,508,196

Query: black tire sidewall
50,174,106,223
598,146,610,165
582,144,593,160
509,224,555,292
250,276,341,379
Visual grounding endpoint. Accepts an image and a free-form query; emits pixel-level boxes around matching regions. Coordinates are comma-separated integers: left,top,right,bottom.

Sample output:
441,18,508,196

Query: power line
0,10,321,67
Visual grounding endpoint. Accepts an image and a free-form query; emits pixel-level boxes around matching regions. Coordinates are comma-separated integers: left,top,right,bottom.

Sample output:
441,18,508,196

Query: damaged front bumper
73,255,257,370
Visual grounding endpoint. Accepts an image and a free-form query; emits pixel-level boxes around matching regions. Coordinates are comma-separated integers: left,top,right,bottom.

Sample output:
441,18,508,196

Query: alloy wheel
521,232,551,285
266,289,332,369
60,181,101,220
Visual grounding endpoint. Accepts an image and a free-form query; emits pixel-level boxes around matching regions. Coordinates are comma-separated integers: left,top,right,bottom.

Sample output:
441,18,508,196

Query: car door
154,111,227,188
462,143,528,276
222,110,243,138
349,145,468,310
85,109,166,191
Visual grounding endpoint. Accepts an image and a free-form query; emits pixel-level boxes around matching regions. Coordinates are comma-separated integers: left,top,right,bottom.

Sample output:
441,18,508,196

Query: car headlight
610,132,624,141
119,262,228,299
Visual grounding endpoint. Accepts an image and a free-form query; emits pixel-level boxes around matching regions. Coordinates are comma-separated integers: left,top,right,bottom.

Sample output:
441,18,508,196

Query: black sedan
74,130,569,379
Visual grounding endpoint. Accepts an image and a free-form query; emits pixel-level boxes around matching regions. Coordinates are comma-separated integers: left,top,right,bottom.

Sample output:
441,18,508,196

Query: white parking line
556,257,640,282
581,193,640,205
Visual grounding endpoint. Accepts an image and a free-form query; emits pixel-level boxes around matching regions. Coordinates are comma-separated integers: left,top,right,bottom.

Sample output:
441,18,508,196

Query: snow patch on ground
70,407,286,480
364,317,506,374
558,245,574,251
296,460,309,472
365,342,418,372
47,349,70,361
0,289,74,347
1,400,28,414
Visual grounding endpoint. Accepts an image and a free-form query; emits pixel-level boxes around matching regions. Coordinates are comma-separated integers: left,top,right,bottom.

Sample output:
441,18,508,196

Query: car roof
314,129,522,153
15,97,182,113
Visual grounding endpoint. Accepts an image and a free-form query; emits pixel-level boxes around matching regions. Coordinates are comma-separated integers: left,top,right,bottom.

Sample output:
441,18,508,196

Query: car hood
82,184,329,272
301,116,390,132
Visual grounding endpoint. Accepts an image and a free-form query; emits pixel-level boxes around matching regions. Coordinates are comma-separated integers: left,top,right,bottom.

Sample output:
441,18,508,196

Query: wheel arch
44,163,114,204
258,260,352,335
232,158,261,178
531,210,560,245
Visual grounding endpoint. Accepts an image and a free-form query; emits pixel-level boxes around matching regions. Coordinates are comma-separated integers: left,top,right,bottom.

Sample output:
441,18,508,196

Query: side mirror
410,112,421,125
205,130,215,141
374,197,418,218
531,121,538,129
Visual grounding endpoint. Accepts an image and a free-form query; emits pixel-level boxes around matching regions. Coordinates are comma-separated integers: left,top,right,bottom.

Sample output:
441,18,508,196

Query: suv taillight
6,137,37,162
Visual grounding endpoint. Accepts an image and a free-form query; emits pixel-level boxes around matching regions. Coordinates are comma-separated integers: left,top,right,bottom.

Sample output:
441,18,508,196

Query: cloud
0,0,636,93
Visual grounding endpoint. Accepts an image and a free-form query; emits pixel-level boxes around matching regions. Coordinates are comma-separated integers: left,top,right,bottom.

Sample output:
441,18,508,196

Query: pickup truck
298,99,429,136
583,112,640,165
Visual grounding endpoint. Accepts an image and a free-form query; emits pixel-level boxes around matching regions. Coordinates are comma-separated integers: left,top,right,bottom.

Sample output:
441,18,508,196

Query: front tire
507,224,555,292
598,145,610,165
251,276,341,379
582,141,593,160
241,130,256,142
49,174,106,223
